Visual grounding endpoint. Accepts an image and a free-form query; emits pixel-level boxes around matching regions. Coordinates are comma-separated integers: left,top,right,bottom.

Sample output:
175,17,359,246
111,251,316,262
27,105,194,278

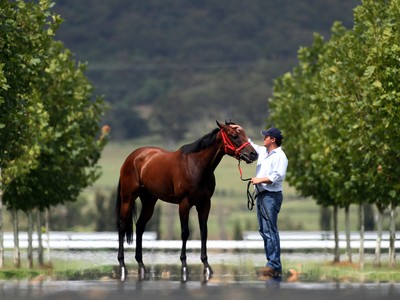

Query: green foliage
271,33,333,206
1,0,107,211
0,0,61,186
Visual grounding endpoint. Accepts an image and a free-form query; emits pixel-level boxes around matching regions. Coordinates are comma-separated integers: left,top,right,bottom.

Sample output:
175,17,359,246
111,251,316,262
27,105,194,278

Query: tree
0,0,61,267
1,0,107,267
0,0,59,181
270,0,400,267
5,39,106,208
270,33,344,261
315,21,368,265
355,0,400,267
317,0,400,267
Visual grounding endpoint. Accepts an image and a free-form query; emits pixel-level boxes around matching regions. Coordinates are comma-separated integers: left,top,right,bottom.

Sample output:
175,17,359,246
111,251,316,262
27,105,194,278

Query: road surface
1,278,400,300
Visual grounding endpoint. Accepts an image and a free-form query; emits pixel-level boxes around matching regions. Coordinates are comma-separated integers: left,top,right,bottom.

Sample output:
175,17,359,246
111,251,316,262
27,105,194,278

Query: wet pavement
1,249,400,299
1,278,400,300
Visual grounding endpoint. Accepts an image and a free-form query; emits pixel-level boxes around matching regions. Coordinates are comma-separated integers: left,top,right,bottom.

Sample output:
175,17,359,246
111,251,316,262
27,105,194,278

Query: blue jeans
256,191,283,271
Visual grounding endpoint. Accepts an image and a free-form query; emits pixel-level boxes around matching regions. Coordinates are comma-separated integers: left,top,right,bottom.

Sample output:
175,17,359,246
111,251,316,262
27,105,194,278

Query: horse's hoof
203,266,212,282
181,266,188,282
138,265,146,280
120,266,127,281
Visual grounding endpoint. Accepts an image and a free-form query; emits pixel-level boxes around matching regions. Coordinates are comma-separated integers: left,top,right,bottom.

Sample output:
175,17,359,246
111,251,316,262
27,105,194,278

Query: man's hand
251,177,272,185
230,124,243,132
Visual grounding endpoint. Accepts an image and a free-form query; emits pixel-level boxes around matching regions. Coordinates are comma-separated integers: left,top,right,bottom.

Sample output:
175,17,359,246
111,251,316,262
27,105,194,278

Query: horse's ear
216,120,223,128
224,119,236,125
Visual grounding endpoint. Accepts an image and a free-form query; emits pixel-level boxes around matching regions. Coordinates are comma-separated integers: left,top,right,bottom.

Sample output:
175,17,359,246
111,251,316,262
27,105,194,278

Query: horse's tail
116,179,136,244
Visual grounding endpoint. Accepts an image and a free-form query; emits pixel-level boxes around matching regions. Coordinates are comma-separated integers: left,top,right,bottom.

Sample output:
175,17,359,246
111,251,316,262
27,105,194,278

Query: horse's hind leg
179,200,191,282
117,228,127,281
117,196,137,280
116,178,139,281
135,193,157,280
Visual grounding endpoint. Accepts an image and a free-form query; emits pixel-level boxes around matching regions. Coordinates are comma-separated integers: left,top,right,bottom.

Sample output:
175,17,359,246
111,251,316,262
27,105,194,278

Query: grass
2,258,400,283
296,261,400,283
85,138,365,239
0,137,378,236
93,139,319,239
2,137,398,283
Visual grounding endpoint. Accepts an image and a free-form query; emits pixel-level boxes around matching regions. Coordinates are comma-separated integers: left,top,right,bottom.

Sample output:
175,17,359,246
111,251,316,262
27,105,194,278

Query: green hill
53,0,360,141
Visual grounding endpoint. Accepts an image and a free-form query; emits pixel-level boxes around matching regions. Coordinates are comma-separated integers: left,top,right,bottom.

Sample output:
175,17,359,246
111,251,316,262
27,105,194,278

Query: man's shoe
257,266,281,278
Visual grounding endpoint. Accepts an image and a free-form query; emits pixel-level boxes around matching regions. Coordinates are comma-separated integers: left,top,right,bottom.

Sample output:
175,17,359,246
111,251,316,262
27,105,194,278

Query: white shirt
249,139,288,192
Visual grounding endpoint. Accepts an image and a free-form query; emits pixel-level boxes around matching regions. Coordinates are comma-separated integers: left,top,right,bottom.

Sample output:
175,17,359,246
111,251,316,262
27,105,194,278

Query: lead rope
237,160,259,210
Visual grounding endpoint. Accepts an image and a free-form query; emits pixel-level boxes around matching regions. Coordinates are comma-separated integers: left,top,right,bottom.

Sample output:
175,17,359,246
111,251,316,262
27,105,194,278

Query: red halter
220,129,250,160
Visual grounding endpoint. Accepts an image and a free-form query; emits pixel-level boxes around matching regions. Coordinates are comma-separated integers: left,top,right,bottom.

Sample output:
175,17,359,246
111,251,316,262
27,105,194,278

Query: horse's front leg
197,200,213,281
179,201,191,282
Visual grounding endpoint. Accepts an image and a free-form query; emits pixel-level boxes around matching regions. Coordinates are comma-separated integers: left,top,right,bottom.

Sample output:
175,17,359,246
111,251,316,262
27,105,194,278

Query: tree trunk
333,204,340,263
344,205,352,262
37,209,44,266
359,202,365,270
27,210,33,269
374,204,384,267
319,206,332,231
388,202,396,268
0,169,4,267
45,208,51,263
12,208,20,268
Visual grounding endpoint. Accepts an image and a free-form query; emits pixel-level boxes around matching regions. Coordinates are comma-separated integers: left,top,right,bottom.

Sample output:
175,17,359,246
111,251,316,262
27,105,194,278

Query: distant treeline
53,0,360,141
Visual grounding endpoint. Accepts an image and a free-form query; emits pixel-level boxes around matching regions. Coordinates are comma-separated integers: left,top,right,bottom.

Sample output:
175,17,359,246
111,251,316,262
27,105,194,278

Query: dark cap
261,127,283,140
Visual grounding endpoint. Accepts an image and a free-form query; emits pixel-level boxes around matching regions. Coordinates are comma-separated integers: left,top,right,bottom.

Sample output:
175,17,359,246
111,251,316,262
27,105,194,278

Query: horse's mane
180,128,220,154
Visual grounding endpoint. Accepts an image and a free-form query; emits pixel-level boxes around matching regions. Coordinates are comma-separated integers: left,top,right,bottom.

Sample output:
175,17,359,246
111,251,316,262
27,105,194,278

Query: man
231,125,288,278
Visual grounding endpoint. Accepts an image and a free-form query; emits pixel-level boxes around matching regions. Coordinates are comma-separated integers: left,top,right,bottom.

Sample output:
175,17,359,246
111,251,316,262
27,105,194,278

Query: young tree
1,0,107,267
270,34,343,262
270,0,400,267
4,39,107,267
319,0,400,267
0,0,60,266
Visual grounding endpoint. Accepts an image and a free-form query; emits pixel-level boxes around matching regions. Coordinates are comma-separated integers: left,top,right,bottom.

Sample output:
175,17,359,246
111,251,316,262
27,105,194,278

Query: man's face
263,135,275,147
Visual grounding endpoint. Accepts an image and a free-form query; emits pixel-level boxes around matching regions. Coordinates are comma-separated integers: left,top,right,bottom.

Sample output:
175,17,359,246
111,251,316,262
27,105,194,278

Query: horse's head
217,120,258,163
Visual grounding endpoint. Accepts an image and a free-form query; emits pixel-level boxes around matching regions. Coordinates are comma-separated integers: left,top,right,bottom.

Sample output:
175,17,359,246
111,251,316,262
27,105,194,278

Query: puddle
2,250,400,299
1,278,400,300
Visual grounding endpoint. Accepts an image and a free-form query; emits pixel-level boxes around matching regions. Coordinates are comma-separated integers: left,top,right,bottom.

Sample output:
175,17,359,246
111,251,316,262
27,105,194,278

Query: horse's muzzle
241,151,258,163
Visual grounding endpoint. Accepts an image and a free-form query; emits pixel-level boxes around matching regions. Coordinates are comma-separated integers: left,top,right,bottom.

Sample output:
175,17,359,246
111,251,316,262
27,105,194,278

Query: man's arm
251,176,272,185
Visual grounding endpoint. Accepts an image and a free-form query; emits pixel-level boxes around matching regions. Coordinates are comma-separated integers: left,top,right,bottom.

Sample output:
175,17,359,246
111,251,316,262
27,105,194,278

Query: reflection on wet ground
1,278,400,300
1,250,400,299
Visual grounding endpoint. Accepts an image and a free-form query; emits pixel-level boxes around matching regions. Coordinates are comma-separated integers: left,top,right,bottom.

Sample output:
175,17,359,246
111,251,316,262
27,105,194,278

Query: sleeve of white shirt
248,138,262,154
268,153,288,183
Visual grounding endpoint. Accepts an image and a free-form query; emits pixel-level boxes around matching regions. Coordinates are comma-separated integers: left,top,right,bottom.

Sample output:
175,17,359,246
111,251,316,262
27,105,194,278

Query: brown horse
116,121,257,281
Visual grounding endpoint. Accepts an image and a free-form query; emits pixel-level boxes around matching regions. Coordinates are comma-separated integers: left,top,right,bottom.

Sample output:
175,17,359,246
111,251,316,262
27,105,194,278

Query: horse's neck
194,141,225,175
